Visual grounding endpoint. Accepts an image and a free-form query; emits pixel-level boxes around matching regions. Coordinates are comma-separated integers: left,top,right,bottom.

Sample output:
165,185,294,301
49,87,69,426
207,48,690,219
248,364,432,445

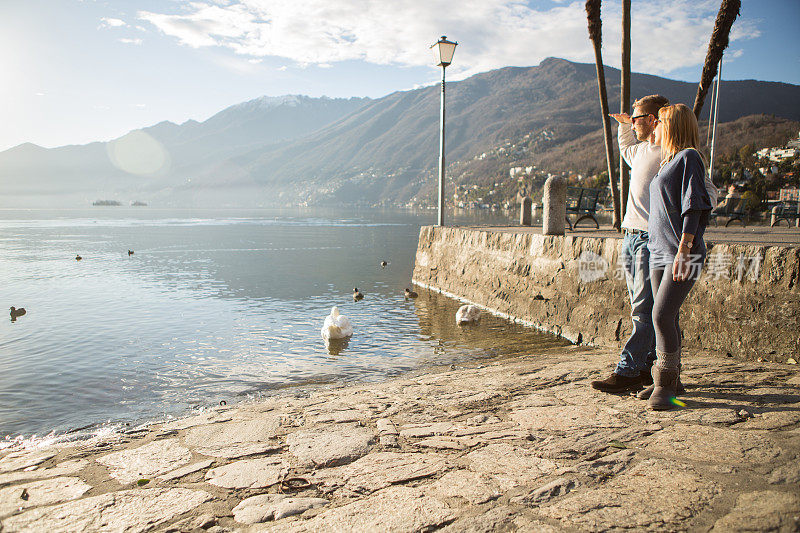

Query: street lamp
430,35,457,226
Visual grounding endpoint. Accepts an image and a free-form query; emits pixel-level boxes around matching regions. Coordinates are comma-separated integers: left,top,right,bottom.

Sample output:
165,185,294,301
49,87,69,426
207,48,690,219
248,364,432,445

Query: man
590,94,668,393
715,184,741,210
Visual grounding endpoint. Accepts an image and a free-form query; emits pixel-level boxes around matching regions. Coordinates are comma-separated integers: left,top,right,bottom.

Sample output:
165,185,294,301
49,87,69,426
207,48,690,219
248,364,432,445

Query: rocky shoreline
1,345,799,532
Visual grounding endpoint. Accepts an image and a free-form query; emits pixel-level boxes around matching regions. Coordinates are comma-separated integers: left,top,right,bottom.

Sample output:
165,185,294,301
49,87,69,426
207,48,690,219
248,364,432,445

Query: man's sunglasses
630,113,653,123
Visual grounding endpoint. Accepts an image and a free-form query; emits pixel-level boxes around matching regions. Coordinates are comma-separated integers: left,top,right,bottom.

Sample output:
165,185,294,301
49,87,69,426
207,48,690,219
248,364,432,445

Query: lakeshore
0,344,798,531
2,220,799,532
0,208,520,439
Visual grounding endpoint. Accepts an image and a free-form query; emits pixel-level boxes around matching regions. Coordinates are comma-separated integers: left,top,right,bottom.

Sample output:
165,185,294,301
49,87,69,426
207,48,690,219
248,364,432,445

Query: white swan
456,304,481,324
321,306,353,340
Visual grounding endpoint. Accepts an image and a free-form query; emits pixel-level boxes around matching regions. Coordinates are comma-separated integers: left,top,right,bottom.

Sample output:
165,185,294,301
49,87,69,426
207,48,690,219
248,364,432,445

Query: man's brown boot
590,372,642,393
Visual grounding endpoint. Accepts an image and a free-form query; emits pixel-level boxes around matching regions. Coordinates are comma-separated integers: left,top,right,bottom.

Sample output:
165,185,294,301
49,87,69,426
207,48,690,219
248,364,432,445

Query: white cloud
730,18,760,41
136,0,760,79
118,38,143,45
726,49,745,62
99,17,127,29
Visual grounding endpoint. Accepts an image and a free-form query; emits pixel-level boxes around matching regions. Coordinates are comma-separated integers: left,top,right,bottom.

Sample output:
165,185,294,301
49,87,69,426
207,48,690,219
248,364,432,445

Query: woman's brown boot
637,365,684,399
647,365,680,410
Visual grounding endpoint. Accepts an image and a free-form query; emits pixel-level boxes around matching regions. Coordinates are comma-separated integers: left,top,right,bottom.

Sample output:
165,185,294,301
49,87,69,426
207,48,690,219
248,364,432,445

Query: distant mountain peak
235,94,309,110
229,94,369,113
539,57,572,66
6,142,46,155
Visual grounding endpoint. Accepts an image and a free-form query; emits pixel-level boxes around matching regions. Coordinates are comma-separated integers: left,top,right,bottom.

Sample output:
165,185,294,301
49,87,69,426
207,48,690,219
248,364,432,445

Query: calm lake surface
0,207,566,442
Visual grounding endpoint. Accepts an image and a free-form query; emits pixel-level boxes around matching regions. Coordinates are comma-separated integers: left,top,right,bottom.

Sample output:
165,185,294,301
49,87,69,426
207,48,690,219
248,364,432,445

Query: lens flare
670,397,686,407
107,130,170,176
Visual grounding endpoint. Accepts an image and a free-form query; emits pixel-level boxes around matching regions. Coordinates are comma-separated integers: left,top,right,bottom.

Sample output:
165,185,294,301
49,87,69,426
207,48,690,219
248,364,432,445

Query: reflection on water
324,336,351,356
0,208,569,441
412,289,567,364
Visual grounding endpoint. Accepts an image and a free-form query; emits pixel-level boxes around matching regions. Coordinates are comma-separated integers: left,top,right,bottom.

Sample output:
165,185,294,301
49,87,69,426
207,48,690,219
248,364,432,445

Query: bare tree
620,0,631,220
585,0,621,229
692,0,741,118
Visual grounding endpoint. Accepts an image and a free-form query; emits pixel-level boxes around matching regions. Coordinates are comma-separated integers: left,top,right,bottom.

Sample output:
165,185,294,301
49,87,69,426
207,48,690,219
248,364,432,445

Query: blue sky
1,0,798,152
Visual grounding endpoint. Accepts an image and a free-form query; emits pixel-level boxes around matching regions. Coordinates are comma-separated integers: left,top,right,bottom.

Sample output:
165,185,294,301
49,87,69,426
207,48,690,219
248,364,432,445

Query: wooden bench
565,187,601,230
770,202,800,227
710,196,747,227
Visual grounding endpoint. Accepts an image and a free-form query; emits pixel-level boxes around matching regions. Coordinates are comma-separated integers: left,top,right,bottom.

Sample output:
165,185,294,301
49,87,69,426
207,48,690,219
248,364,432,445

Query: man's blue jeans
615,232,656,377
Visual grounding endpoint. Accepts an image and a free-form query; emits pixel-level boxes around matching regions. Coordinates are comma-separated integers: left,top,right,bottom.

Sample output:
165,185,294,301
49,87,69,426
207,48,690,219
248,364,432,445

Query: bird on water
404,288,418,299
75,254,82,261
128,250,134,256
456,304,481,324
321,306,353,341
10,307,26,321
380,261,388,269
353,288,364,301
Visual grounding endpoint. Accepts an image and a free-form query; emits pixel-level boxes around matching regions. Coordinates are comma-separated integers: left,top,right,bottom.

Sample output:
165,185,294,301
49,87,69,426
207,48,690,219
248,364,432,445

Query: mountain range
2,58,799,207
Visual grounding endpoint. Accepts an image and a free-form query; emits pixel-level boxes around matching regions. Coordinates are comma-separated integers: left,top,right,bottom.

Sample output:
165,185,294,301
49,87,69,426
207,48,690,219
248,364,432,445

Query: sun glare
106,130,171,176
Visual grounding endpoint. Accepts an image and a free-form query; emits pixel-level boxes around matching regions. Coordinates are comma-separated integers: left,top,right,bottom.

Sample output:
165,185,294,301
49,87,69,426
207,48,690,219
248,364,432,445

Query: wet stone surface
0,449,58,474
0,348,798,532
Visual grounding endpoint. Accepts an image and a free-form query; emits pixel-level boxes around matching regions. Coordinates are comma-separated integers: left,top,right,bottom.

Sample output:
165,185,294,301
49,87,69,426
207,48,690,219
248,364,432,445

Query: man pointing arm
590,94,669,393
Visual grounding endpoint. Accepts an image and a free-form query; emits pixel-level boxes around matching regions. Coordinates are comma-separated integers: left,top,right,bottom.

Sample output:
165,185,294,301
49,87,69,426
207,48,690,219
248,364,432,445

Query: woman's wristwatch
679,241,693,252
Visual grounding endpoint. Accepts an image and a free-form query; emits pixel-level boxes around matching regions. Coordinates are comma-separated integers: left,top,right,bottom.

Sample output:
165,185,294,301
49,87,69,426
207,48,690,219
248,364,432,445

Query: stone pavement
1,345,799,532
467,223,800,247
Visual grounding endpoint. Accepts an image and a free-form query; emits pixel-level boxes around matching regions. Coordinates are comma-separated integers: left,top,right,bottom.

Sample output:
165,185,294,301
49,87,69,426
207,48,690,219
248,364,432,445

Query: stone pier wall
412,226,800,362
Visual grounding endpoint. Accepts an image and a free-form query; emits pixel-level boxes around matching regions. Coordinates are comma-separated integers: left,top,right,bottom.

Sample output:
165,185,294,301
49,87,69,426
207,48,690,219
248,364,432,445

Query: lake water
0,207,566,443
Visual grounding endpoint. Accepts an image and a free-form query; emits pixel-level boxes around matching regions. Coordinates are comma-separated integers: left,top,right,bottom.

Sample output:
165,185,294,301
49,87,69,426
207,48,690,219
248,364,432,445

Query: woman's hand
672,249,692,281
674,233,696,282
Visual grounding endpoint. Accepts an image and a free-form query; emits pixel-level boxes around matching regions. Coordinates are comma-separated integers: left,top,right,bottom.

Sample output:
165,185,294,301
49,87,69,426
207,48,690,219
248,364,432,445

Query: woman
645,103,713,410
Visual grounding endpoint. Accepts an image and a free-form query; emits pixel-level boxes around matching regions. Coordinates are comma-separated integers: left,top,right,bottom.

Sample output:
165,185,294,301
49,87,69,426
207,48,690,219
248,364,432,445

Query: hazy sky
2,0,798,152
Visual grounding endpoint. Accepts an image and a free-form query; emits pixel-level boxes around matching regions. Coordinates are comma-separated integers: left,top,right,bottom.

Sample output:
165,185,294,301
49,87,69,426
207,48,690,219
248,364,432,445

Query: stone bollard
520,196,532,226
771,205,779,227
543,175,566,235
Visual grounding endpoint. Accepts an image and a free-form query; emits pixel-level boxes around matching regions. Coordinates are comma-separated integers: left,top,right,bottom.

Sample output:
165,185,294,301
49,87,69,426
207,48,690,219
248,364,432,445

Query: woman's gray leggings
650,267,697,364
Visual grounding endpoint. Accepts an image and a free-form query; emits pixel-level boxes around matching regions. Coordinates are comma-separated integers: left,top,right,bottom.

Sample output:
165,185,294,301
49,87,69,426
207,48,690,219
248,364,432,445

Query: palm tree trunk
619,0,631,221
692,0,741,118
586,0,621,229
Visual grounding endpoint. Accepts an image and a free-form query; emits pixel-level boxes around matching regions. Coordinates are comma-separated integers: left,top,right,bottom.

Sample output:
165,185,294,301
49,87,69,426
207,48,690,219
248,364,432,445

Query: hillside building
756,146,798,163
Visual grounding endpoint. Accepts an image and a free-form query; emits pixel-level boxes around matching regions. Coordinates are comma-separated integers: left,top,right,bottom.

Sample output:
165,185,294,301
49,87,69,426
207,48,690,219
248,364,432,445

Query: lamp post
430,35,457,226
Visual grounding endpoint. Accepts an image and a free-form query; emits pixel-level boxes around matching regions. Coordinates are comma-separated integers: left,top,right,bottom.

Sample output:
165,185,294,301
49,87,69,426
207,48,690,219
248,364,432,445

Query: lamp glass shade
431,36,457,67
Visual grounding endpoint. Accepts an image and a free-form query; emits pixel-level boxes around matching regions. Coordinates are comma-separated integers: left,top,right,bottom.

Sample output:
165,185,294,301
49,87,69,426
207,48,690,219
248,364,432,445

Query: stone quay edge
412,225,800,362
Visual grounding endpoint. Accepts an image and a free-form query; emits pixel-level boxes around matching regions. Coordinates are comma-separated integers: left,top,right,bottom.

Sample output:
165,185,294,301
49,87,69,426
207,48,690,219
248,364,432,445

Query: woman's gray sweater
648,149,713,268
